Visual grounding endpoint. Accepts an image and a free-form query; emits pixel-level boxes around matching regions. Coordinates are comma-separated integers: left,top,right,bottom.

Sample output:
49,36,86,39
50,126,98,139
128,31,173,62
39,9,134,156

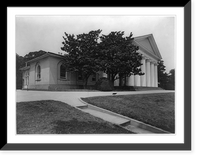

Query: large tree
61,29,102,88
98,31,144,86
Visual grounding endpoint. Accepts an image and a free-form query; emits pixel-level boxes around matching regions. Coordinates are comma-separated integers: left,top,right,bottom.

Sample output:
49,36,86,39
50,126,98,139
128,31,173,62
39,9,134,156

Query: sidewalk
16,90,174,107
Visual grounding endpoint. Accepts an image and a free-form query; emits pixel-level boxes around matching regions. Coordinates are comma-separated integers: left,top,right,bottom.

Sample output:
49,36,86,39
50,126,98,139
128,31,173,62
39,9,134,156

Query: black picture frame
2,1,191,151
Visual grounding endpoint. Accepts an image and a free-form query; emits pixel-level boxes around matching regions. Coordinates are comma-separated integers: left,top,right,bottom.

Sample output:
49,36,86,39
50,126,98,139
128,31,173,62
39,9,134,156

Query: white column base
150,62,155,87
114,79,119,86
103,72,107,78
154,64,158,87
127,75,134,86
146,60,151,87
141,58,146,86
134,75,140,86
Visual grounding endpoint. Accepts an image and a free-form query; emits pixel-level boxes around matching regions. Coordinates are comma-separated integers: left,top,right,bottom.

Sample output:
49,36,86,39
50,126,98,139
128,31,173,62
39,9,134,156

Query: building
20,34,162,90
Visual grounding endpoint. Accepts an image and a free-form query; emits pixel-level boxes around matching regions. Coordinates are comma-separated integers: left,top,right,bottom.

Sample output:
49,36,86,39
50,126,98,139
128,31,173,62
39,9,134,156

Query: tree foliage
158,60,175,90
16,54,25,89
61,30,102,87
98,31,144,85
24,50,47,62
61,30,144,87
157,60,169,89
168,69,175,90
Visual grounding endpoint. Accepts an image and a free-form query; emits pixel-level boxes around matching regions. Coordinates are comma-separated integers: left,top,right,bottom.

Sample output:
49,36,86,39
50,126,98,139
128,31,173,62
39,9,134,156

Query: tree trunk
124,75,127,86
119,73,123,87
110,74,115,87
83,75,90,89
108,73,111,81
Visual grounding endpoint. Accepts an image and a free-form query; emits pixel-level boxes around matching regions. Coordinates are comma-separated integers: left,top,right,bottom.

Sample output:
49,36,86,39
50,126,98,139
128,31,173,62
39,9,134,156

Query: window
36,65,41,80
60,64,66,79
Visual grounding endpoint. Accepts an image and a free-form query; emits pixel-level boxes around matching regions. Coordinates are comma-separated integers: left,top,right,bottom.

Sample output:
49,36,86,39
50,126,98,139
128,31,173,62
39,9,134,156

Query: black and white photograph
16,15,175,134
3,4,192,152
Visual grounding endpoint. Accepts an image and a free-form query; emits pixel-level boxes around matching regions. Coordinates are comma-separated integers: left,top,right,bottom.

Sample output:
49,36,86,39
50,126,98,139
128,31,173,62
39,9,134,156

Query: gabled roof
26,52,64,64
133,34,162,60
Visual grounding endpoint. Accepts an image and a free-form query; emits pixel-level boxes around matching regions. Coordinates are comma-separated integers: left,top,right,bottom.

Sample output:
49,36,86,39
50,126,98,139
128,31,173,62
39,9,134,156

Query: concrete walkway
16,90,174,106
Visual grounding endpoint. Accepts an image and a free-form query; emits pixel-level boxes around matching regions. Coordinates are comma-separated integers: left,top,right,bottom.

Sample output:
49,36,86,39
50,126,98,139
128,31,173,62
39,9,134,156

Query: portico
116,34,162,87
125,58,158,87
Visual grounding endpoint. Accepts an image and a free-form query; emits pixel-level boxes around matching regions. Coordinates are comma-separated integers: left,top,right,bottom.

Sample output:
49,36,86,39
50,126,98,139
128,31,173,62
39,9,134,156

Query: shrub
95,77,113,91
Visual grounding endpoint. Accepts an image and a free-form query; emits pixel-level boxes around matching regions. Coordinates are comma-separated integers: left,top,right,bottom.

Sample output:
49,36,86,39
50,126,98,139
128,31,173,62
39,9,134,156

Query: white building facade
114,34,162,87
20,34,162,90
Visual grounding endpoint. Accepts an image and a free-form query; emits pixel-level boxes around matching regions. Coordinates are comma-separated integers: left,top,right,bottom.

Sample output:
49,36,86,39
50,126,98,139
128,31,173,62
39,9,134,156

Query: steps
124,125,154,134
77,102,170,134
80,107,130,125
133,87,164,91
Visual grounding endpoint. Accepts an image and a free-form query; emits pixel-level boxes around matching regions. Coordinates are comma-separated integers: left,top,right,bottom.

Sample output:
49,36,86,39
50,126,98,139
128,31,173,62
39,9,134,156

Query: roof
133,34,162,60
26,52,64,64
19,66,30,71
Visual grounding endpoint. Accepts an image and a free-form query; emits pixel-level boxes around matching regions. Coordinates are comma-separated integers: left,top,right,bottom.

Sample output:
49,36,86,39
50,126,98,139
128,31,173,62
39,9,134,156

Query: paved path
16,90,174,106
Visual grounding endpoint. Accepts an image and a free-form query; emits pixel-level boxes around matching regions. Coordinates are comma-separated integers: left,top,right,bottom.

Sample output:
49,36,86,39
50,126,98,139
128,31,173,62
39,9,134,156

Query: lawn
82,93,175,133
17,100,131,134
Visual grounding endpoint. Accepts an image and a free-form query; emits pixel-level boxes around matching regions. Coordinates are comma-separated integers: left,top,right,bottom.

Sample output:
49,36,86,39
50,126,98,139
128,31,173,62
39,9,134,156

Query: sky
16,16,175,72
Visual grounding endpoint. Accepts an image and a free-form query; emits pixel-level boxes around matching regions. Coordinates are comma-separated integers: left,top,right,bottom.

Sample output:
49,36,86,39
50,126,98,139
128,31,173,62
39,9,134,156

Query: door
23,71,29,89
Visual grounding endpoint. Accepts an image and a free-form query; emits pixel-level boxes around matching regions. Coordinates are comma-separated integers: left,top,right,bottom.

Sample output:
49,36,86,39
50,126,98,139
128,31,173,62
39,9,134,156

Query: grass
17,100,132,134
82,93,175,133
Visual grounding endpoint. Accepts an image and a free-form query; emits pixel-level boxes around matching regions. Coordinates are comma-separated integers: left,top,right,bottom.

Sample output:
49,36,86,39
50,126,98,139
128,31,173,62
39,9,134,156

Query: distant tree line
157,60,175,90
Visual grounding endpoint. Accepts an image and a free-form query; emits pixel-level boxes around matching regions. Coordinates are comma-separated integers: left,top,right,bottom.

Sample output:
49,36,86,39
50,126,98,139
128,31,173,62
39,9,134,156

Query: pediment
133,34,162,59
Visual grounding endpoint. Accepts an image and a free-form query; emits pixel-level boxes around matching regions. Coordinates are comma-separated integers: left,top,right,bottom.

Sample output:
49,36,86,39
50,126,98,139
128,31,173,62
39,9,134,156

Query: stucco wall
48,57,60,85
48,57,77,85
25,57,50,89
29,63,35,86
35,57,50,85
22,55,100,90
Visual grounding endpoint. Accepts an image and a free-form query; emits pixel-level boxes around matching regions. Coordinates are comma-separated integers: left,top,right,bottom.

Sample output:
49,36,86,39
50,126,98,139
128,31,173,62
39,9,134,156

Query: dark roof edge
26,52,64,63
19,66,30,71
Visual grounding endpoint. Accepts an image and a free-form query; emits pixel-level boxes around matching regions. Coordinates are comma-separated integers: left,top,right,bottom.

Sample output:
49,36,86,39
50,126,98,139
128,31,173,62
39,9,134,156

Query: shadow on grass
17,100,133,134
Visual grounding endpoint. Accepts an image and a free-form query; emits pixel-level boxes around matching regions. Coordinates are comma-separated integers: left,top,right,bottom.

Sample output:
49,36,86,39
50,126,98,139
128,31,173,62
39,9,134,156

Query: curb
78,98,170,134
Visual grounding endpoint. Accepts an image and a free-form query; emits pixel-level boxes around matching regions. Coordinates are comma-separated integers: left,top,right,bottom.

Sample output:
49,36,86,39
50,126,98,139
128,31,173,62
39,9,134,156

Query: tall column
146,59,151,87
114,74,119,86
141,58,146,86
154,64,158,87
150,62,155,87
134,74,140,86
126,74,134,86
103,72,107,78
